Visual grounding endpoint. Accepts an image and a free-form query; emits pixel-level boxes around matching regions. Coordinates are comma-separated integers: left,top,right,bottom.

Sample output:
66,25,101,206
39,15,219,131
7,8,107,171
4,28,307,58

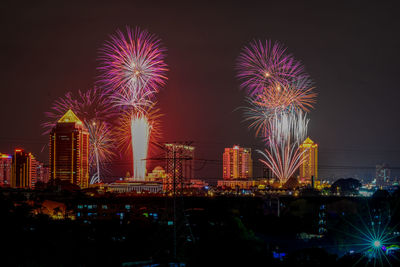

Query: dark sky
1,0,400,182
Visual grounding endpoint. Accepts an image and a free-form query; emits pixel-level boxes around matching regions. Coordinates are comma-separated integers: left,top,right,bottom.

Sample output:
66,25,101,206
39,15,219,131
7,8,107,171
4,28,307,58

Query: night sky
1,0,400,182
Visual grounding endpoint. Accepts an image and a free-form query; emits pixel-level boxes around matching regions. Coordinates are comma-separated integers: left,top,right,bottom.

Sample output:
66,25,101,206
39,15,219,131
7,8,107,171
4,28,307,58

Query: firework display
237,39,317,184
43,87,115,134
259,111,309,184
236,40,309,96
98,27,168,99
99,27,167,181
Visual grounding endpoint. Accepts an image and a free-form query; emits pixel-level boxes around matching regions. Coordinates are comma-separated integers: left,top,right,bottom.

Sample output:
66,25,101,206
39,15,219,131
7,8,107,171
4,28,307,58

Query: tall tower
299,137,318,183
223,145,253,180
11,149,37,188
50,109,89,188
164,143,195,192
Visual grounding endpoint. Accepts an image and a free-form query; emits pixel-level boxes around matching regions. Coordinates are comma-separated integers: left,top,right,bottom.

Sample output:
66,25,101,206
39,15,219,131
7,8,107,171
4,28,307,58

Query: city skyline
1,2,400,266
1,1,400,181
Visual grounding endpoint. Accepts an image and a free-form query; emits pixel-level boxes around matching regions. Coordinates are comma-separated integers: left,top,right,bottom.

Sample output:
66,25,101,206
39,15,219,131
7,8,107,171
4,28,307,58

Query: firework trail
98,26,168,98
86,120,115,184
236,40,308,97
258,111,309,183
131,115,150,180
115,105,162,180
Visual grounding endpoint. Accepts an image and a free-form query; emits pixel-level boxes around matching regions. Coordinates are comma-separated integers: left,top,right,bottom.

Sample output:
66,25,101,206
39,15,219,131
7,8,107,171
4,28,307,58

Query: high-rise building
11,149,37,188
0,153,12,185
299,137,318,183
36,162,50,184
50,109,89,188
164,143,195,192
223,145,253,180
376,164,390,188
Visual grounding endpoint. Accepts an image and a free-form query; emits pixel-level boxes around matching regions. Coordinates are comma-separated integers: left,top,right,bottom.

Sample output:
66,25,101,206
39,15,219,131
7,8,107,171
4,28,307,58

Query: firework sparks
43,87,114,134
236,40,308,96
98,26,168,97
258,111,309,184
254,79,316,114
86,120,115,184
99,27,168,180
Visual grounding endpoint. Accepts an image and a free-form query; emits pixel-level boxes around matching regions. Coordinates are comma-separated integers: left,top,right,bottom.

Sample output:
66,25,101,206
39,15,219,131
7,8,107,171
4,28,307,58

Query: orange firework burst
255,80,317,114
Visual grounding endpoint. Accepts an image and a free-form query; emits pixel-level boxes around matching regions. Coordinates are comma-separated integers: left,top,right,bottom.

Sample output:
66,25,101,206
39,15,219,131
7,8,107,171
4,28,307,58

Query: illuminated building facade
299,137,318,183
376,164,390,188
164,143,195,192
50,110,89,188
223,145,253,180
11,149,37,188
0,153,12,185
37,162,50,184
146,166,167,182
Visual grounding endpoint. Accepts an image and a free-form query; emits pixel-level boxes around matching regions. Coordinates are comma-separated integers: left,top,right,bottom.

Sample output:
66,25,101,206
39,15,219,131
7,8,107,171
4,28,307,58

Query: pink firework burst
98,26,168,98
236,40,308,96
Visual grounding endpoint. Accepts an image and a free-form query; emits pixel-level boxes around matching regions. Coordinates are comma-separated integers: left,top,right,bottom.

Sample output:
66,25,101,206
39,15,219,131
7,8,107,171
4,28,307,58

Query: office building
11,149,37,188
299,137,318,184
164,143,195,192
0,153,12,185
223,145,253,180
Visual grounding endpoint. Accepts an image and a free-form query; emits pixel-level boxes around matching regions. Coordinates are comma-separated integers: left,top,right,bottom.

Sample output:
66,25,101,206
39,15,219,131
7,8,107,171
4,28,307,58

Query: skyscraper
164,143,195,192
0,153,12,185
299,137,318,183
223,145,253,180
11,149,37,188
50,109,89,188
